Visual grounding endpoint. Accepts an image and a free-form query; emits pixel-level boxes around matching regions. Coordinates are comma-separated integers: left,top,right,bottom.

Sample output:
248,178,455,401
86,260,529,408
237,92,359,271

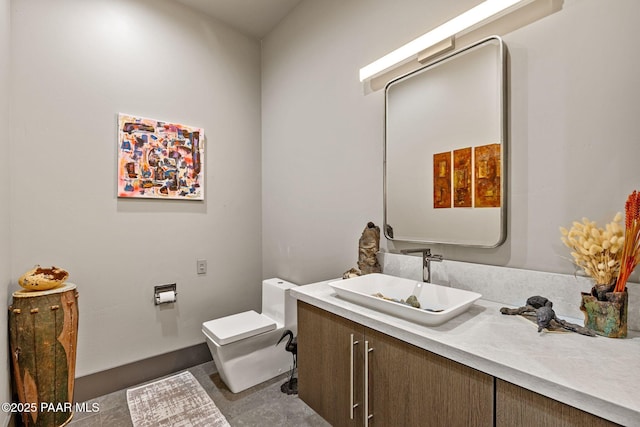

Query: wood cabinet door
496,379,618,427
298,301,365,427
366,327,494,427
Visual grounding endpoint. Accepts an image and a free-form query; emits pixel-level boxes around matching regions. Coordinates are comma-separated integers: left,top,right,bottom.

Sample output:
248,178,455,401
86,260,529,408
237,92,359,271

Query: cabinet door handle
350,333,359,420
364,340,374,426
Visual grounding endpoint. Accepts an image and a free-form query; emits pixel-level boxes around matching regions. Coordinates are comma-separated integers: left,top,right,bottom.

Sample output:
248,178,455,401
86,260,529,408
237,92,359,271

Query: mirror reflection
384,36,507,247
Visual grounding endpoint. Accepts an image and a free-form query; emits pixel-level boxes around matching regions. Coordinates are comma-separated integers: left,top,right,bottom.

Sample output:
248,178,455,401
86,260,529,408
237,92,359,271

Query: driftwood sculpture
500,295,596,337
343,222,382,279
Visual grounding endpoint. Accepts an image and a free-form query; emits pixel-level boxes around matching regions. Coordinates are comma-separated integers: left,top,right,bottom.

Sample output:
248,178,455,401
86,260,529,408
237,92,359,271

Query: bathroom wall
10,0,262,376
262,0,640,285
0,0,11,423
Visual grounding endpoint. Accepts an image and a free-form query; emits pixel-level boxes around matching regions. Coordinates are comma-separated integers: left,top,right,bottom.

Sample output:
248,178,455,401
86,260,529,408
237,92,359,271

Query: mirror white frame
384,36,507,247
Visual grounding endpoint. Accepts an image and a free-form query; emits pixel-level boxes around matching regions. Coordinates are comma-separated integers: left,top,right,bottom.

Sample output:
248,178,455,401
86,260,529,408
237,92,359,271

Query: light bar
359,0,527,81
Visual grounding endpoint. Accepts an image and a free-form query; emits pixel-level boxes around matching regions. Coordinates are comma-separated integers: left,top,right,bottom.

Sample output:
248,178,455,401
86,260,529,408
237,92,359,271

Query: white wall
6,0,640,385
1,0,11,422
10,0,262,376
262,0,640,284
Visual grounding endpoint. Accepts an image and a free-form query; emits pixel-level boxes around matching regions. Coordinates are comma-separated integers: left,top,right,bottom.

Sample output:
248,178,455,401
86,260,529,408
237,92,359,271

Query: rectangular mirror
384,36,507,247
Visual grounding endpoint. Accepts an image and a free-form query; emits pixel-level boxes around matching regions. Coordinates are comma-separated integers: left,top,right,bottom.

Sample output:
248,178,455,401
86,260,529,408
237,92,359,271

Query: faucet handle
400,248,443,283
426,253,443,262
400,248,442,260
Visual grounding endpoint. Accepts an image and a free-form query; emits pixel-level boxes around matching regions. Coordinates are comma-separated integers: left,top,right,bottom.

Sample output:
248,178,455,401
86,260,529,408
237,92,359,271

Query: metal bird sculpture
276,329,298,394
277,330,297,358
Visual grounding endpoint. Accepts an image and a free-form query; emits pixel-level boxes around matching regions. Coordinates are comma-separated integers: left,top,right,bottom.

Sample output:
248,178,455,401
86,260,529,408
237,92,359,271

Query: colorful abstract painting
117,114,204,200
474,143,501,208
433,151,451,209
453,147,472,208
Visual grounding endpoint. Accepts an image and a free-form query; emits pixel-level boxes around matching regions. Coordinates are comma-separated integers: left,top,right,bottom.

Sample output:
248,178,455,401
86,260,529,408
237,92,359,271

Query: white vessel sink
329,273,481,326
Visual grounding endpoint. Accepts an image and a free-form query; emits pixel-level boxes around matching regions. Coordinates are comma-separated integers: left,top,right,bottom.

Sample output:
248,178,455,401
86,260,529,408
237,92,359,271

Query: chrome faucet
400,248,443,283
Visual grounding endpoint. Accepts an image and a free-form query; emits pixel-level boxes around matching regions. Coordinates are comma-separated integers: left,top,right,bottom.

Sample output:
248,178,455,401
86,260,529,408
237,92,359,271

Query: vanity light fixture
359,0,529,82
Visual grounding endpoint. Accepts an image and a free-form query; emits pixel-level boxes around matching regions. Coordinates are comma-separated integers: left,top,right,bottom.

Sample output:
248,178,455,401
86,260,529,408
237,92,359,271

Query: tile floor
68,362,330,426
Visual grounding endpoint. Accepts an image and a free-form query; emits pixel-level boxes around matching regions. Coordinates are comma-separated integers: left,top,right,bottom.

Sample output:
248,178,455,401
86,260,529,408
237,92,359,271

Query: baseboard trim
74,342,213,402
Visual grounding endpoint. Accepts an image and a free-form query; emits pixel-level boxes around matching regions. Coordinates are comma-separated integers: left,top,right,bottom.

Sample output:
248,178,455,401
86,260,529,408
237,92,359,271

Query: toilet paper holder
154,283,177,305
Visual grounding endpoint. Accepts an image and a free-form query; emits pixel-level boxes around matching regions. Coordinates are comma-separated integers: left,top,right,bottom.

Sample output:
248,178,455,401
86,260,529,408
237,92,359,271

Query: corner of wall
0,0,11,424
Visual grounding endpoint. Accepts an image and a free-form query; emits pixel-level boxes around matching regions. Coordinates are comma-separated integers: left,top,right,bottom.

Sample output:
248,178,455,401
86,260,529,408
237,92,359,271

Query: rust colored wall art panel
474,143,501,207
453,147,472,207
433,151,452,208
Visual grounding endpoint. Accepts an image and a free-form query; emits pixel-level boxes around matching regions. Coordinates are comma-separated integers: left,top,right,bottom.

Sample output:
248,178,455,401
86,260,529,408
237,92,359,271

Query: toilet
202,278,298,393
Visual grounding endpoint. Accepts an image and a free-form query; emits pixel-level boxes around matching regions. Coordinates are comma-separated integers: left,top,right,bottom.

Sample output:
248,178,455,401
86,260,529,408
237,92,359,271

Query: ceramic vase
580,287,628,338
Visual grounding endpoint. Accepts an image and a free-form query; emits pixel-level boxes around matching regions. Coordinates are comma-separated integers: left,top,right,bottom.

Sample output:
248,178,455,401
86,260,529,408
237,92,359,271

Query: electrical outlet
197,259,207,275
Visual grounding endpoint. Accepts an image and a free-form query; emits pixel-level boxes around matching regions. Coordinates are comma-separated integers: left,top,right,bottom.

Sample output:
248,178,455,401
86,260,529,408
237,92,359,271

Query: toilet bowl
202,278,297,393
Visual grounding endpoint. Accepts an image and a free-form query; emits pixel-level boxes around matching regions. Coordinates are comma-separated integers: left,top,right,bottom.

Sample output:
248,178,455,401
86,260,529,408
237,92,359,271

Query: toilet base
206,328,293,393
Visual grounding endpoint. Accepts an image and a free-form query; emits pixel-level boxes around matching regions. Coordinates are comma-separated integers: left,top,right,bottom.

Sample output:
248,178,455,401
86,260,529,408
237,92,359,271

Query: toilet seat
202,310,276,345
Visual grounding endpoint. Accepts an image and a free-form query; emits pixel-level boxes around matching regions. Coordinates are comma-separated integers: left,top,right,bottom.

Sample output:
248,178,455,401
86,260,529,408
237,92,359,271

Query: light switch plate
197,259,207,275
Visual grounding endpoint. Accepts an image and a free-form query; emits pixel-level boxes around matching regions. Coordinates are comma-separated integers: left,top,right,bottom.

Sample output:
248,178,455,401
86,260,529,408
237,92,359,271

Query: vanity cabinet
495,379,618,427
297,301,494,426
297,301,364,426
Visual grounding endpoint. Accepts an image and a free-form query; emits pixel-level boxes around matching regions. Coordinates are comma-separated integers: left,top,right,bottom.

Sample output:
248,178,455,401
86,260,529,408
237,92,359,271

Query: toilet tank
262,278,297,328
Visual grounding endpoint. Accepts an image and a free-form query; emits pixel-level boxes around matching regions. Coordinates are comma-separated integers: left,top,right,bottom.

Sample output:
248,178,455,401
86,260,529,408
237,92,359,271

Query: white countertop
291,280,640,426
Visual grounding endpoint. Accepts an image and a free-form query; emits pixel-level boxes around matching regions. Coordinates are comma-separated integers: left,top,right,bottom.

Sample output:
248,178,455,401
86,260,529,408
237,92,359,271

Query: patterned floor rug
126,371,230,427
